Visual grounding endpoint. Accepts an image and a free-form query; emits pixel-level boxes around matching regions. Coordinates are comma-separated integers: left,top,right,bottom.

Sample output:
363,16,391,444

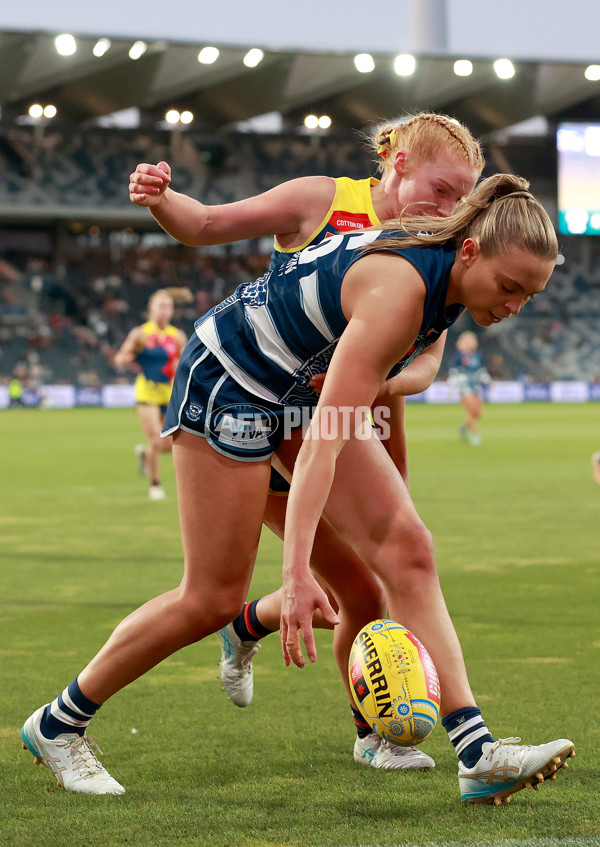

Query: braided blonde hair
369,112,485,175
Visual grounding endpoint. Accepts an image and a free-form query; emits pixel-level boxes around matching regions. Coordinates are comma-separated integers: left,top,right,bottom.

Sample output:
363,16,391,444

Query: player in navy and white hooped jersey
163,228,462,449
129,114,485,774
447,330,491,446
22,174,575,805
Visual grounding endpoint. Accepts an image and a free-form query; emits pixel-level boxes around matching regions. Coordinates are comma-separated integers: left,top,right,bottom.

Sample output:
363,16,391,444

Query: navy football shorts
162,334,305,463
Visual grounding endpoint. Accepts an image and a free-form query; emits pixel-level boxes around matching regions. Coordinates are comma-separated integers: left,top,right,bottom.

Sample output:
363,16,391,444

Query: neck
370,173,401,222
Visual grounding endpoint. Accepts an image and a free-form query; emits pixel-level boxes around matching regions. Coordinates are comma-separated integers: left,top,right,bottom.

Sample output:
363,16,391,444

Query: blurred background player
114,288,188,500
591,450,600,484
447,330,490,446
128,112,484,769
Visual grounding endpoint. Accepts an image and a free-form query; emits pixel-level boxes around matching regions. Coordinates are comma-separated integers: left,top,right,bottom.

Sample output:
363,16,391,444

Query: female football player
22,173,574,805
447,330,490,446
113,288,188,500
127,114,484,771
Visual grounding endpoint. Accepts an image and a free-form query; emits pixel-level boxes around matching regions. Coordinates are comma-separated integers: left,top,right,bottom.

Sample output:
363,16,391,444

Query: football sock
232,600,275,642
40,677,101,739
442,706,494,767
351,703,372,739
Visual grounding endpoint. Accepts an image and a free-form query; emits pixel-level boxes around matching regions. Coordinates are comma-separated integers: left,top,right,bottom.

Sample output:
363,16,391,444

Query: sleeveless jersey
136,321,181,383
269,177,380,270
134,321,181,406
195,229,462,408
450,350,484,376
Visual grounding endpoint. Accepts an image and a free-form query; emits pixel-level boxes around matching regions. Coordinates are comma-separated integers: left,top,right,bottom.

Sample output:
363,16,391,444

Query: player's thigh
322,429,426,569
172,430,271,603
275,425,425,574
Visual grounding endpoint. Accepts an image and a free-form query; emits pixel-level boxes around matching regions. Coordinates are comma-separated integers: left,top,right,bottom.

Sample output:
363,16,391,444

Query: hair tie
377,128,397,159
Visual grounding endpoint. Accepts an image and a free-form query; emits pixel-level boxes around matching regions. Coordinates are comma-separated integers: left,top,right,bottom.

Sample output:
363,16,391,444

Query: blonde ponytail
365,173,558,262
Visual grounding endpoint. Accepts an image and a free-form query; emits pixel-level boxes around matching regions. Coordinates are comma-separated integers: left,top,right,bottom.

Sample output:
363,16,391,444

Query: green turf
1,404,598,847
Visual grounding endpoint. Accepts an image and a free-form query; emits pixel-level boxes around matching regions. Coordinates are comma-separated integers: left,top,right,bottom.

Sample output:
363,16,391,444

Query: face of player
395,149,479,218
458,335,477,354
451,239,555,327
149,294,174,327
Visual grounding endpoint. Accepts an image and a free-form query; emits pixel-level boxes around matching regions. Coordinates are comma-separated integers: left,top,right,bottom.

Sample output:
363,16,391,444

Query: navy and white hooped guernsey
195,229,462,409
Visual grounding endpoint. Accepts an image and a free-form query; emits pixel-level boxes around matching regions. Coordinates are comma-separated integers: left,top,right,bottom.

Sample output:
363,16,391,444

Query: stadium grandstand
2,4,600,401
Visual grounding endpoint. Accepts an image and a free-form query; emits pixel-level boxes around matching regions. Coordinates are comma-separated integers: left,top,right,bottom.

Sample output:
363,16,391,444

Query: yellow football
349,619,441,747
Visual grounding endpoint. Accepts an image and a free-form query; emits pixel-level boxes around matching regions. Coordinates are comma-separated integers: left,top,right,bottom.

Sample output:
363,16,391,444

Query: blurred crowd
1,125,600,391
0,240,270,389
0,125,368,211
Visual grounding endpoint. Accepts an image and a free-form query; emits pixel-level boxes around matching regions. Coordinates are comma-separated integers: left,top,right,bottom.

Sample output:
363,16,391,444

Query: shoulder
397,240,454,271
282,175,336,204
131,323,147,340
341,251,428,316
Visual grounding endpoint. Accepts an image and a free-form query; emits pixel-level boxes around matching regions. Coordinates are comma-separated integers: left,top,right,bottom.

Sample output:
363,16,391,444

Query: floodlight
494,58,515,80
129,41,147,61
243,48,264,68
198,46,219,64
55,34,76,56
394,54,416,76
354,53,375,73
453,59,473,77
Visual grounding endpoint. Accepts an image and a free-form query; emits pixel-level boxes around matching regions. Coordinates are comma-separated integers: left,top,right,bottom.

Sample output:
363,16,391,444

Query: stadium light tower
408,0,448,52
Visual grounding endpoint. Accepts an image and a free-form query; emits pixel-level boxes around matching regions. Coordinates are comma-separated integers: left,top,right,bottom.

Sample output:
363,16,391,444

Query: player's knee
149,434,163,451
175,586,244,638
372,518,436,584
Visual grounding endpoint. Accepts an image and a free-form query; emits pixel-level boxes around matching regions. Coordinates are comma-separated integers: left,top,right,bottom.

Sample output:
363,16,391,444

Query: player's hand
129,161,171,206
280,573,339,668
308,373,326,394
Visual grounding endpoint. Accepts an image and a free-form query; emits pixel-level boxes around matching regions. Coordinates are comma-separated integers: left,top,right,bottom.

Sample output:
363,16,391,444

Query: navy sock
442,706,494,768
40,677,101,739
351,704,372,739
232,600,275,642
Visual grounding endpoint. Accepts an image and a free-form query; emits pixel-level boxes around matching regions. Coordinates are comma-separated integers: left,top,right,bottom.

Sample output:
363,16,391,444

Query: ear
460,237,480,266
393,149,408,176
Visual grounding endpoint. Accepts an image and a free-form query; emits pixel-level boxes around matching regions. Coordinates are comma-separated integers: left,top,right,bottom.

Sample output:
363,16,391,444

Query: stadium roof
2,30,600,138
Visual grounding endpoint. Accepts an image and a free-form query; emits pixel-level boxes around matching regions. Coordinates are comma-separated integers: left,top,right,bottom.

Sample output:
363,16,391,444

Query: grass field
1,403,599,847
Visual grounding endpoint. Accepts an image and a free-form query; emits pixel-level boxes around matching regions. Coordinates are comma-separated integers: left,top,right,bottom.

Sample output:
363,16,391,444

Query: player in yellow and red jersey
114,289,188,500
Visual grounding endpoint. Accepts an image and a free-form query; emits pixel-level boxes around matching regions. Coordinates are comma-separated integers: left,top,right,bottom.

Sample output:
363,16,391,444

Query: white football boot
353,732,435,770
148,484,166,501
459,735,575,805
21,705,125,794
217,622,261,708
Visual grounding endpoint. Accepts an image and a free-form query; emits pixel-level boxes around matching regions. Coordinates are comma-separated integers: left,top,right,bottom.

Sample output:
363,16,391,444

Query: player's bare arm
380,331,447,398
113,326,145,367
281,254,426,667
130,166,336,248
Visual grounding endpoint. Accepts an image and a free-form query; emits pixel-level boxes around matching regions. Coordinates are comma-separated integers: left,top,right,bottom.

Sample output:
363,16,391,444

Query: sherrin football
348,619,441,747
